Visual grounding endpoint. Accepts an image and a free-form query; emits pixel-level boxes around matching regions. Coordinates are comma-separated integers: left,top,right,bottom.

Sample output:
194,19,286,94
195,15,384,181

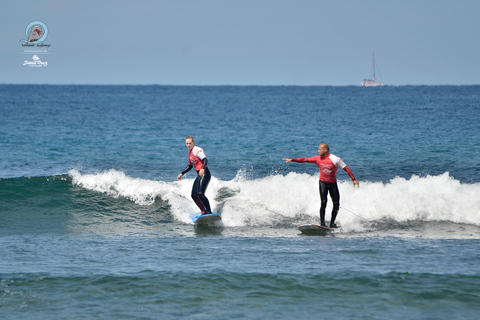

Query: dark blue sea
1,85,480,319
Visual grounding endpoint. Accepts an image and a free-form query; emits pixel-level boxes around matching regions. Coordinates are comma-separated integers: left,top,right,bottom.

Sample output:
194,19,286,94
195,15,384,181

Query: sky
1,0,480,86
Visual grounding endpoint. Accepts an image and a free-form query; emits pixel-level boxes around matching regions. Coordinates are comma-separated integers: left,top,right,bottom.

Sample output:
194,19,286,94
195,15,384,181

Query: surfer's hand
177,173,183,181
283,158,292,163
353,180,359,188
199,169,205,176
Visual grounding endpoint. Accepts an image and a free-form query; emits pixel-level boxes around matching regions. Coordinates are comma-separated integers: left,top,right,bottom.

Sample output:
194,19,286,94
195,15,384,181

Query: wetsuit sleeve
343,166,356,181
201,158,208,169
181,164,193,175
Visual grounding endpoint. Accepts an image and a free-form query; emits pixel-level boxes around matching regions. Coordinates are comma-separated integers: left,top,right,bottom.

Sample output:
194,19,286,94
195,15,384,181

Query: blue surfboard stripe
192,213,221,223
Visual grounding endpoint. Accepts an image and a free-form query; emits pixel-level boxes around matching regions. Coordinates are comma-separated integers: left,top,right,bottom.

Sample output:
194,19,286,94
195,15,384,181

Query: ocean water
1,85,480,319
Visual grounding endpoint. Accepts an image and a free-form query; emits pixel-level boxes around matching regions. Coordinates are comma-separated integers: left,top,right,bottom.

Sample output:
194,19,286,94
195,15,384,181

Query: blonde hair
185,136,194,142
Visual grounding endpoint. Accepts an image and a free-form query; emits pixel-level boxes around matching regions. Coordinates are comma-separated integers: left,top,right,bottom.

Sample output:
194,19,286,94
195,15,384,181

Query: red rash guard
188,146,207,171
292,154,356,183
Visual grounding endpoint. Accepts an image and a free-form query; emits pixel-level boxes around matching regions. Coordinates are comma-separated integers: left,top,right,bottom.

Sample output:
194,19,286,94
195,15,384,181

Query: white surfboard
192,213,223,227
298,224,337,235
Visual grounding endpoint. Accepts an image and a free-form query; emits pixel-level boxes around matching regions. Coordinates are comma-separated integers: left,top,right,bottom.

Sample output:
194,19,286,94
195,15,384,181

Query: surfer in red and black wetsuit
283,143,359,228
177,136,212,215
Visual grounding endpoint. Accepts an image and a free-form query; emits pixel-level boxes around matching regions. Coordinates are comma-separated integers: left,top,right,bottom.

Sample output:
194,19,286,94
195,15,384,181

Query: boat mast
361,50,383,86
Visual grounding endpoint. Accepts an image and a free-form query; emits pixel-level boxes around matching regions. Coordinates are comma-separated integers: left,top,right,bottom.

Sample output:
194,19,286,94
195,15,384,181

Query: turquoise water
1,85,480,319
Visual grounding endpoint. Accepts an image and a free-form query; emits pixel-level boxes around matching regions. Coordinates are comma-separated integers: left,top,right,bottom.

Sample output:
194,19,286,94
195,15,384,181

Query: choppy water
1,85,480,319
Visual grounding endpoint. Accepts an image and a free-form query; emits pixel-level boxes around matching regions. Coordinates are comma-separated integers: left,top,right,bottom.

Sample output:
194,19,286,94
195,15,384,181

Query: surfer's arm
291,157,317,163
178,164,193,180
336,157,359,187
343,166,359,187
283,157,315,164
198,158,208,176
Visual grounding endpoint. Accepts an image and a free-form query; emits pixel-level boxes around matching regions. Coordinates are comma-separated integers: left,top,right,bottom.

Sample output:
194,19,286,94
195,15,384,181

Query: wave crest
68,170,480,229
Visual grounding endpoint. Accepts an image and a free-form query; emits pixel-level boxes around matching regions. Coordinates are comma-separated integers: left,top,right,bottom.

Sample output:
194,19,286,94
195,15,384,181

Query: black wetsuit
319,181,340,227
181,158,212,214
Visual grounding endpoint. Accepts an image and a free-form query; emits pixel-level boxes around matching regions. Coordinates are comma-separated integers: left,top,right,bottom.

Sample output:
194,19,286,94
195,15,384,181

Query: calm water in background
1,85,480,319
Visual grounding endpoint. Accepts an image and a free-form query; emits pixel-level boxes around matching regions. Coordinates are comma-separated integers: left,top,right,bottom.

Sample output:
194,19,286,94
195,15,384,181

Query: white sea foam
69,169,480,229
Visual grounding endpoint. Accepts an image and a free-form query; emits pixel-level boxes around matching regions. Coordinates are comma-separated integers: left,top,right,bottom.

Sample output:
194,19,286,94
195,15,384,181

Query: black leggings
319,180,340,225
192,167,212,214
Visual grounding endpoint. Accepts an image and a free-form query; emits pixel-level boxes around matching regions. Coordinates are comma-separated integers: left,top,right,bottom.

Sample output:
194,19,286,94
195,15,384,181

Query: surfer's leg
197,168,212,214
191,176,207,214
329,182,340,227
319,181,328,226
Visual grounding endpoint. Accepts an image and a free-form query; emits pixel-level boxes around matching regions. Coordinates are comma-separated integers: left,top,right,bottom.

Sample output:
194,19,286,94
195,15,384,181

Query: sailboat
361,51,384,87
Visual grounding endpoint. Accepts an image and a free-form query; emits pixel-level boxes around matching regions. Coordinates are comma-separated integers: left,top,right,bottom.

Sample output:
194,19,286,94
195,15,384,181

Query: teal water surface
1,85,480,319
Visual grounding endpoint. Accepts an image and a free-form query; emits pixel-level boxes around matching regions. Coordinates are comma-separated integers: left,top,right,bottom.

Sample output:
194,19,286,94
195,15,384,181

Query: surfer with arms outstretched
177,136,212,215
283,143,359,228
